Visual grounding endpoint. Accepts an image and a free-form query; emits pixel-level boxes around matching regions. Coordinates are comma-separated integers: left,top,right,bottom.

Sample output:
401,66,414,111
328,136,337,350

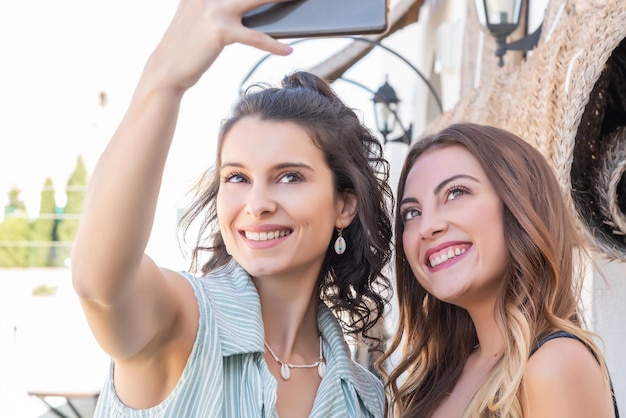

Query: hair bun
281,71,337,102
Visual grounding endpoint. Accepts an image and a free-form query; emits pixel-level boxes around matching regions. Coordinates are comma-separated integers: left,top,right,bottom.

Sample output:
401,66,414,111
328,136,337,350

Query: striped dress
94,260,385,417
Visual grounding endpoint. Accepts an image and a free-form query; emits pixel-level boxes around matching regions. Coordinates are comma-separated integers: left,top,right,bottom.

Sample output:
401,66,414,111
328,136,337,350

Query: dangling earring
225,246,231,256
334,228,346,255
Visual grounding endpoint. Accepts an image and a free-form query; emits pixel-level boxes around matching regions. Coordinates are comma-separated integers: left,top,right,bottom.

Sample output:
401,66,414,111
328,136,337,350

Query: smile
244,230,292,241
428,246,467,267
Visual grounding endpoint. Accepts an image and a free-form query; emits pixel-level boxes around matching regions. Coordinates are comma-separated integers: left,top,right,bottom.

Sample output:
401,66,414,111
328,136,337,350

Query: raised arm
72,0,291,363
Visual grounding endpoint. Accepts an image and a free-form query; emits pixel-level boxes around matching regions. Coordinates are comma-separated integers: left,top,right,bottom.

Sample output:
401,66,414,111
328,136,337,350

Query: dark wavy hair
179,71,393,339
379,123,609,417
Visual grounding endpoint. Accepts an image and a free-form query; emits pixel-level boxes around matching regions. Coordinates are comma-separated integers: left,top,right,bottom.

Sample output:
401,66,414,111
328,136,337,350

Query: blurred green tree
0,186,30,267
56,155,89,263
29,177,57,267
0,156,89,267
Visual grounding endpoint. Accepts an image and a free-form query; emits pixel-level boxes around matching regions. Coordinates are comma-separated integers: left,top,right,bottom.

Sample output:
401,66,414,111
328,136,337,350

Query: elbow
71,242,88,297
70,243,120,304
71,241,141,305
71,229,97,298
71,245,101,301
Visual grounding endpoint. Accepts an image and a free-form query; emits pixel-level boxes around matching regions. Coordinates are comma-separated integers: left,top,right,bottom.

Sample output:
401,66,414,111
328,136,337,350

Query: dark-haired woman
71,1,393,416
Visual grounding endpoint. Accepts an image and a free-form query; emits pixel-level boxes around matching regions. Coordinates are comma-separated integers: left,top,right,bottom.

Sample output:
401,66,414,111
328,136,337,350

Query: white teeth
429,247,466,267
245,230,290,241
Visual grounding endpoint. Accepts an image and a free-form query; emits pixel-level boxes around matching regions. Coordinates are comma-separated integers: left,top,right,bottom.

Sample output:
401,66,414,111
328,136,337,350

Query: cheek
216,189,237,224
402,224,424,272
402,223,419,255
407,257,431,293
480,203,508,273
289,188,337,222
489,227,509,275
215,192,226,218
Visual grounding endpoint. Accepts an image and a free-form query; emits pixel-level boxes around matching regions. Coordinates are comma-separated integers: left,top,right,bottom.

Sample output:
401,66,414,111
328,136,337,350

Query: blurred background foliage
0,155,88,267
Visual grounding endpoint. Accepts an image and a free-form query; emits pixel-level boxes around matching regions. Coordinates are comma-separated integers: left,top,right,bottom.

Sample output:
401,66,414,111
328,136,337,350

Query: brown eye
446,186,469,201
278,172,303,184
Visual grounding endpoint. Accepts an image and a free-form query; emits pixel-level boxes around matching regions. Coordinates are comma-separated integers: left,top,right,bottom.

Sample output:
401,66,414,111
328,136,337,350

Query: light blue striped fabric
94,260,385,417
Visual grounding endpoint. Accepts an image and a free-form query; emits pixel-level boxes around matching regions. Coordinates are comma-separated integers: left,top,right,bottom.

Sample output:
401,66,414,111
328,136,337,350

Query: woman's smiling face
400,145,508,309
216,117,354,281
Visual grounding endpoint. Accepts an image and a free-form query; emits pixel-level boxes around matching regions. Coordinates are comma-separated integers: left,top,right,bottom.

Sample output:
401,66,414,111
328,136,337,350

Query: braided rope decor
424,0,626,260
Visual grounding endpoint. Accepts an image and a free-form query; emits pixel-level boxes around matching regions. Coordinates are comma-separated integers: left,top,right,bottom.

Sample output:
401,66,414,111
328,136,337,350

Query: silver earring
225,246,231,255
334,228,346,255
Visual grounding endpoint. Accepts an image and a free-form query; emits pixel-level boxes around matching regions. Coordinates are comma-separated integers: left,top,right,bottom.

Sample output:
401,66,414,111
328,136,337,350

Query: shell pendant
317,361,326,379
334,236,346,254
280,363,291,380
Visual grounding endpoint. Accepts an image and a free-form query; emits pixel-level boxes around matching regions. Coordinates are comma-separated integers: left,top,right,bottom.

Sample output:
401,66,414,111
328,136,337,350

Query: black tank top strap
529,330,620,418
530,330,584,357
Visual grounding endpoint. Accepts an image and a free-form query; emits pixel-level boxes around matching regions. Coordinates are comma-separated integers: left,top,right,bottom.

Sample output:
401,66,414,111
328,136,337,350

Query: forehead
220,118,324,165
404,145,487,193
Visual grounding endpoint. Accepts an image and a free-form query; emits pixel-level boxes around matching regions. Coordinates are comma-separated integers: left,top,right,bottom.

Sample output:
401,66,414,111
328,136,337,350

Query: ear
336,189,358,228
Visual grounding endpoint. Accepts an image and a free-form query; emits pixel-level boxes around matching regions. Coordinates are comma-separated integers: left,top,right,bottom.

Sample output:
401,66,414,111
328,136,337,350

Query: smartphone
242,0,389,39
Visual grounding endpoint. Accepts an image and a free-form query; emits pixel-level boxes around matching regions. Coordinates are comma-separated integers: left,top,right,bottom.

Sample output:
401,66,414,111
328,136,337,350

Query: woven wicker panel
588,127,626,259
424,0,626,260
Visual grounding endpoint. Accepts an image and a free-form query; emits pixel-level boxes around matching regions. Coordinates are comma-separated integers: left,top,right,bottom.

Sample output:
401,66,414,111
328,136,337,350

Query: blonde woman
381,123,619,417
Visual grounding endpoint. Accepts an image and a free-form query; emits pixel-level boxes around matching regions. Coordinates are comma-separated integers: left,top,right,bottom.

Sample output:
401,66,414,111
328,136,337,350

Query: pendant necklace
264,335,326,381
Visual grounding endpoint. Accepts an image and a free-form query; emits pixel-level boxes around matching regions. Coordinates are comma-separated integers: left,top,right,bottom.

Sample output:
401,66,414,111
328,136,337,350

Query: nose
419,210,447,240
245,183,277,217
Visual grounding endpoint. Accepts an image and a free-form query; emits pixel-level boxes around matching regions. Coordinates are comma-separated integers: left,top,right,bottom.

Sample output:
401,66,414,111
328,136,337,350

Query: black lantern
372,79,400,140
474,0,542,67
371,79,411,145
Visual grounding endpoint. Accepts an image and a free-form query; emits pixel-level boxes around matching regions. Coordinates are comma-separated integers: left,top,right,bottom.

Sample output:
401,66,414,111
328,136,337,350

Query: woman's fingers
218,0,295,52
237,26,293,55
146,0,294,91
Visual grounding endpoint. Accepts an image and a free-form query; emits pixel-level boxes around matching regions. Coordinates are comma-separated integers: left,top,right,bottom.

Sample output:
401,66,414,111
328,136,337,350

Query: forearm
72,74,184,302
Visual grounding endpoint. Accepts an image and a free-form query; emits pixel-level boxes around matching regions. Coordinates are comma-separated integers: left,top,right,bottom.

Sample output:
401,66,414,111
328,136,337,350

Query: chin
430,286,467,306
435,294,463,306
238,258,286,278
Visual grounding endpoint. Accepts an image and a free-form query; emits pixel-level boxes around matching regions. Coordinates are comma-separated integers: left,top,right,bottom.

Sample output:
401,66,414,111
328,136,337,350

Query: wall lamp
371,78,412,145
474,0,542,67
324,76,412,146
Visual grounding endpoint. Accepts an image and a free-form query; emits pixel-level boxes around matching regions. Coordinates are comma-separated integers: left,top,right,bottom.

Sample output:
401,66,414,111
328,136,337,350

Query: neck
258,287,320,361
249,262,323,360
467,301,505,360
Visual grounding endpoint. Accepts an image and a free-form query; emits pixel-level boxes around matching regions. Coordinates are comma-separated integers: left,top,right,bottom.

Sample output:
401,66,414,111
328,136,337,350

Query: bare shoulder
522,335,614,417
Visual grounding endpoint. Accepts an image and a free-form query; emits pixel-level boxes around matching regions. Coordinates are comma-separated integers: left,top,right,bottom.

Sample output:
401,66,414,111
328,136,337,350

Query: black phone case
242,0,389,39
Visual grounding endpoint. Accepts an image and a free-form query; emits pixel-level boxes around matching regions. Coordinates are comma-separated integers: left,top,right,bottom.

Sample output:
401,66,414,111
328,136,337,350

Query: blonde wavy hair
378,123,610,417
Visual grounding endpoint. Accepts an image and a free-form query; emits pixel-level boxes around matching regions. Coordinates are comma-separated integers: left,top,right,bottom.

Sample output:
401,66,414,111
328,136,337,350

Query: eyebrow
219,162,314,171
399,174,481,206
